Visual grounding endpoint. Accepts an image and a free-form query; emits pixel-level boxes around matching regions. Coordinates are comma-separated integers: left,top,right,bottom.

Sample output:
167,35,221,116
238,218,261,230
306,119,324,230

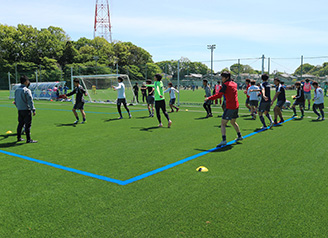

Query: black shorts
259,101,271,112
293,101,305,107
276,100,285,108
169,98,176,105
249,100,258,107
222,109,239,120
313,103,324,110
117,98,127,106
147,96,154,105
245,98,250,104
204,100,212,106
74,102,84,110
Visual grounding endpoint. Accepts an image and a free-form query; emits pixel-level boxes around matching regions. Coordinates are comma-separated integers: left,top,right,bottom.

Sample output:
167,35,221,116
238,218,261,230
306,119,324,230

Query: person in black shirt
133,83,139,103
140,82,147,103
146,80,154,117
65,79,88,124
271,78,286,124
291,81,305,118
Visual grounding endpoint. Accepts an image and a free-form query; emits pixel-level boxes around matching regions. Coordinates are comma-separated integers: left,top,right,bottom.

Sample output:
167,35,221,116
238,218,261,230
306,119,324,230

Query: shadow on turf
103,118,122,122
195,144,234,153
0,133,18,141
131,126,162,132
310,119,324,122
55,123,76,127
135,116,151,119
194,116,210,120
214,125,231,128
0,141,25,148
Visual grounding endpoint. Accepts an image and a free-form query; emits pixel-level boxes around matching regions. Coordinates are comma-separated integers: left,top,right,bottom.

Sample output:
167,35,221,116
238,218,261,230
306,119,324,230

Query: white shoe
168,120,172,128
158,123,163,127
236,136,243,141
217,140,227,147
74,120,79,124
261,126,267,129
269,121,274,128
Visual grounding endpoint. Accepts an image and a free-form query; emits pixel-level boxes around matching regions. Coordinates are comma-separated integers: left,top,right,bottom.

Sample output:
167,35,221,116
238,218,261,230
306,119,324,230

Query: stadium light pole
207,44,216,88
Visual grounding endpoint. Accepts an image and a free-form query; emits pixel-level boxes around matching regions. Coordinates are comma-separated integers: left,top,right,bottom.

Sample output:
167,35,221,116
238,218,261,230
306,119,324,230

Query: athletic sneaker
129,114,132,119
216,140,227,147
317,116,321,120
278,119,284,123
151,114,154,117
81,121,86,124
74,120,79,124
168,120,172,128
26,140,38,143
269,121,274,128
292,114,297,117
322,117,325,121
149,114,152,117
118,117,123,120
17,138,25,142
158,123,163,127
208,113,213,117
171,110,174,113
176,108,179,112
300,115,304,119
236,136,243,141
261,126,267,129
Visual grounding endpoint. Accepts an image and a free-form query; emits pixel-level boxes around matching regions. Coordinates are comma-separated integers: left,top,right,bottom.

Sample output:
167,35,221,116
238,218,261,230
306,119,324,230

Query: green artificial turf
0,89,327,237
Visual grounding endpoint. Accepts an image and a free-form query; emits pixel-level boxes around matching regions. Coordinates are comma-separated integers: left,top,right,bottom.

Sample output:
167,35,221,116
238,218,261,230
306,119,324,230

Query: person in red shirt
205,71,243,147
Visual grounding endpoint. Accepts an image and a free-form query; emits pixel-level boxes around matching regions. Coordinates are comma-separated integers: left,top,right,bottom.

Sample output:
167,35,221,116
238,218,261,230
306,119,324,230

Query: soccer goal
71,74,137,104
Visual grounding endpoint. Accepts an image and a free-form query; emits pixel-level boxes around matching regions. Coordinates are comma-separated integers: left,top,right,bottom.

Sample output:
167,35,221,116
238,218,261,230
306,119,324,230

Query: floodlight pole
261,54,265,75
177,60,180,106
300,55,304,81
268,57,271,75
207,44,216,88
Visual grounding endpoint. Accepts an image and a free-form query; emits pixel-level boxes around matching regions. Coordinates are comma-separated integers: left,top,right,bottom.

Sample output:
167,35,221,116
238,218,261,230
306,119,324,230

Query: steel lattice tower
94,0,112,42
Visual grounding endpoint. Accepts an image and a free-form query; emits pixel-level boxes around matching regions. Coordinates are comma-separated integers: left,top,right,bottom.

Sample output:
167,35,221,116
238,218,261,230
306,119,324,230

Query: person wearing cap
205,71,243,147
15,75,37,143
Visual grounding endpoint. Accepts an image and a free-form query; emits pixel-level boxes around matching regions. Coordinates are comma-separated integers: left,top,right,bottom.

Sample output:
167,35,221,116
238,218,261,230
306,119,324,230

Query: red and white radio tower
94,0,112,42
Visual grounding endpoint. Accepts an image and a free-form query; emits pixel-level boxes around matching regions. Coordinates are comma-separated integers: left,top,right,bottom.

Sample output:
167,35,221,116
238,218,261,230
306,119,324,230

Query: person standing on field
205,71,243,147
15,75,37,143
147,74,172,128
312,81,325,120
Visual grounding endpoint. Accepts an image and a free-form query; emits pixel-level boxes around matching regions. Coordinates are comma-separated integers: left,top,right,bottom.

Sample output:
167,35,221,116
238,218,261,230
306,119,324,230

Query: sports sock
320,109,324,118
222,135,226,141
259,116,266,127
266,114,273,123
76,116,79,121
300,108,304,116
237,132,242,138
313,107,320,116
83,117,86,121
292,107,296,115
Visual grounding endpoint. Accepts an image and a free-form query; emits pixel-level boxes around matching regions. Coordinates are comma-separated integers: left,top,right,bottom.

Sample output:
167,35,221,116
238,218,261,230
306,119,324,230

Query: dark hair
155,74,162,81
295,81,301,86
274,78,280,83
245,78,251,83
305,79,310,82
250,80,256,85
168,82,173,86
221,71,231,79
118,77,123,82
20,75,29,84
281,81,284,85
261,74,269,81
312,81,318,86
73,78,80,83
146,79,152,84
203,79,208,83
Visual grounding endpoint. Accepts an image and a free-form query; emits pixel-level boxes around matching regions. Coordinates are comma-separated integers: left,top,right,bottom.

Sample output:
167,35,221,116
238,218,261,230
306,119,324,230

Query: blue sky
1,0,328,73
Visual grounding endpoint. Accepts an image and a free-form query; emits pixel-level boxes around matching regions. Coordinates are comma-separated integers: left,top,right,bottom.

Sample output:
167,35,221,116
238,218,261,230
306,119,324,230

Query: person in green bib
147,74,172,128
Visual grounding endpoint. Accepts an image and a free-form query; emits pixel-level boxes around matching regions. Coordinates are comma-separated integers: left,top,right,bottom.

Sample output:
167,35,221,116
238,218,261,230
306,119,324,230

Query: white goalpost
71,74,137,105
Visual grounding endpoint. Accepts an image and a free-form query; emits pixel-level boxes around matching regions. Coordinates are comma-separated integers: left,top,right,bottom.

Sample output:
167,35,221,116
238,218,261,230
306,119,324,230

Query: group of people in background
14,72,325,147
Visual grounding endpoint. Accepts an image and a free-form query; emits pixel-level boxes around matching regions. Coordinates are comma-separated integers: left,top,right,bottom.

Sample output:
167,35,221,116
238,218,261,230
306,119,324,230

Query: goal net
9,81,66,100
72,74,136,104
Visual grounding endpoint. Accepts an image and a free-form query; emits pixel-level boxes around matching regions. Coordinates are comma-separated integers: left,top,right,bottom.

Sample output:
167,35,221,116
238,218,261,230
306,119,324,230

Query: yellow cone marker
6,131,13,134
185,109,189,112
196,166,208,172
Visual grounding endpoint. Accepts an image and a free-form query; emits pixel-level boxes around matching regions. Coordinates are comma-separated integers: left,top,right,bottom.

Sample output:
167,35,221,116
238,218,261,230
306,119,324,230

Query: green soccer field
0,89,327,237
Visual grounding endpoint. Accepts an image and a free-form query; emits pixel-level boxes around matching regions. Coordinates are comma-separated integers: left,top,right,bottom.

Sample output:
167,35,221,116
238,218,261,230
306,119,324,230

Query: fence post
177,60,180,106
8,72,11,91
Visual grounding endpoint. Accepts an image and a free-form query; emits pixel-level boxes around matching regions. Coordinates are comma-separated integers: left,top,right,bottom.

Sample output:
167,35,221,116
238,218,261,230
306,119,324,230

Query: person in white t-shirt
112,77,131,119
164,82,179,112
247,80,260,120
312,81,325,120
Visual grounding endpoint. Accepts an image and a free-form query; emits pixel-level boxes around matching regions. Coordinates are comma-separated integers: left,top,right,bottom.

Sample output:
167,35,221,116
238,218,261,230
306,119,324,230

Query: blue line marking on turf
0,118,294,185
